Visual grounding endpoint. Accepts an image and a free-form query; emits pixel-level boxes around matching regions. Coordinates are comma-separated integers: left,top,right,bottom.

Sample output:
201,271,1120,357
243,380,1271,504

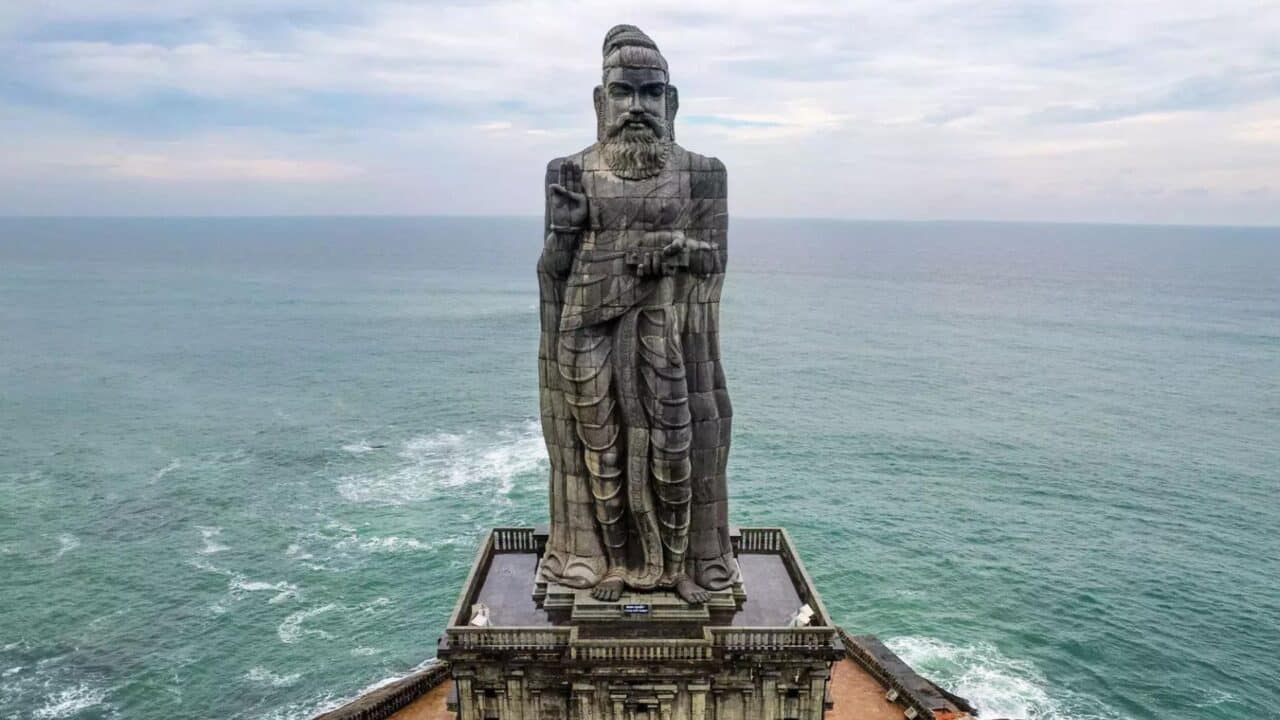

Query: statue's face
602,65,668,141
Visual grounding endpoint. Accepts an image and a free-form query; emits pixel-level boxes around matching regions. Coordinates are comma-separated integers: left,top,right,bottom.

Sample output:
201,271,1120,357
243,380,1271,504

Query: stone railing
737,527,783,552
492,527,540,552
710,627,840,652
313,660,451,720
448,626,571,651
570,640,714,662
449,626,839,660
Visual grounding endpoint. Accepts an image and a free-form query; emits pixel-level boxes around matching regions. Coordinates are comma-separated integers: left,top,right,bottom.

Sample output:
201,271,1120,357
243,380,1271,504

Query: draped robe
536,142,739,591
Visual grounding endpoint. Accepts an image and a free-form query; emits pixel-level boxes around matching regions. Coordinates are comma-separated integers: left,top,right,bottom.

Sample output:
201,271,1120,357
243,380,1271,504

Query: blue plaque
623,603,650,614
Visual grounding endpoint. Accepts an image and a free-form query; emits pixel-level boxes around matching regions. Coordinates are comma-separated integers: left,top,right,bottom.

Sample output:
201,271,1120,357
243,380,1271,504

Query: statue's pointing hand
549,160,588,231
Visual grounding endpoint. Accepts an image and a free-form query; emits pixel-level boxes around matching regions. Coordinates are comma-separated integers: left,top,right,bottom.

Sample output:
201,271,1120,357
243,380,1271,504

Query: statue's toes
591,578,623,601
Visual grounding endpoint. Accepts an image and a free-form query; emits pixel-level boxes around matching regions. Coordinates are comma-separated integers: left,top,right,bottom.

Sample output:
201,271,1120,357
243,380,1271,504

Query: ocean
1,217,1277,720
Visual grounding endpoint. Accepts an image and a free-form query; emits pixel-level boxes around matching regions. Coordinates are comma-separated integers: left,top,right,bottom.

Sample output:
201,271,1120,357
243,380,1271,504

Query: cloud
0,0,1278,222
81,153,359,182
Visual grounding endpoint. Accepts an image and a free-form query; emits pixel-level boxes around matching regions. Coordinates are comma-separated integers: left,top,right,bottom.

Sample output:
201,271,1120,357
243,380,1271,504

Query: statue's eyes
646,85,665,98
608,86,631,98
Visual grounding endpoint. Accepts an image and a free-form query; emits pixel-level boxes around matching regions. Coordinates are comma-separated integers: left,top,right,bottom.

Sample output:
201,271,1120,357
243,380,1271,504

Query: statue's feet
674,575,711,605
591,577,625,601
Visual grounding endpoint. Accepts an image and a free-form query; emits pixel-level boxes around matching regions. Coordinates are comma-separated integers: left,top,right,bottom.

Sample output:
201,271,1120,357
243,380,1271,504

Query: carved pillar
611,693,627,720
760,671,779,720
507,671,525,720
574,683,595,720
779,688,795,720
495,688,507,720
807,667,829,720
457,676,478,720
656,686,676,720
688,684,708,720
529,688,542,720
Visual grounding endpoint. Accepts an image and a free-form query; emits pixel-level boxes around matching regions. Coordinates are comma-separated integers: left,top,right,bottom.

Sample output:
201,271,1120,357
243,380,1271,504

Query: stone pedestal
439,527,842,720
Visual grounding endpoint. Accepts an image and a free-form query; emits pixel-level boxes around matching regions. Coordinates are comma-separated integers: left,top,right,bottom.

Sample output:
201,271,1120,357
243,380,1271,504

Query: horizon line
1,214,1278,231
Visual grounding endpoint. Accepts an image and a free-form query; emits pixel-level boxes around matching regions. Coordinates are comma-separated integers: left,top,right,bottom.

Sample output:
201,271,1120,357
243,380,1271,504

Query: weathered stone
537,23,736,607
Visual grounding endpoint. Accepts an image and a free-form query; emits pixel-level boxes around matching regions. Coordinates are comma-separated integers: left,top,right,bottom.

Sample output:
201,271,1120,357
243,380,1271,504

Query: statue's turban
602,24,668,76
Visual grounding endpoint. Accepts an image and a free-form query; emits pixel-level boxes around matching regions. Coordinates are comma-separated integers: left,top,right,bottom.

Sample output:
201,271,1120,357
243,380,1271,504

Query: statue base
439,527,843,720
534,575,746,625
314,526,977,720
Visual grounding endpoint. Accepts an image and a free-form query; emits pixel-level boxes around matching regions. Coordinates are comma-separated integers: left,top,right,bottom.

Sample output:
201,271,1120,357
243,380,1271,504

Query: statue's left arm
686,156,727,276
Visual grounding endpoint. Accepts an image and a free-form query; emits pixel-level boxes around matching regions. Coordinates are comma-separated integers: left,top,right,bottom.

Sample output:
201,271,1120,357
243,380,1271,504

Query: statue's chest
587,170,691,235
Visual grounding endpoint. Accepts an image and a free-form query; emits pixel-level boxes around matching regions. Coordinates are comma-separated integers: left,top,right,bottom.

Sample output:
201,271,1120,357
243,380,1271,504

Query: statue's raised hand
549,160,588,231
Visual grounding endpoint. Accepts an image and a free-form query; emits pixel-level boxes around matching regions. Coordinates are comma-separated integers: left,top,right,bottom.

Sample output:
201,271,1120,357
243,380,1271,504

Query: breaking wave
886,636,1125,720
332,534,455,554
245,666,302,688
54,534,80,560
150,459,181,483
197,526,229,555
33,682,110,719
337,420,546,504
188,558,299,606
277,604,336,644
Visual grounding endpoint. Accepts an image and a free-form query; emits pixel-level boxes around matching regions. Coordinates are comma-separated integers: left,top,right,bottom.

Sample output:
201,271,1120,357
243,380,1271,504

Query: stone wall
313,661,452,720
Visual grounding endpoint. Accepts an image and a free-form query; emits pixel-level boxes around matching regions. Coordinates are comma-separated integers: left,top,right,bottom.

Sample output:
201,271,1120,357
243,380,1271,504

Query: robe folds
536,142,740,591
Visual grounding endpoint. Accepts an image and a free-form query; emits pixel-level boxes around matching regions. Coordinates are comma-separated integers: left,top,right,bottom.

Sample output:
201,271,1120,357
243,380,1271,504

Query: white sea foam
887,635,1125,720
231,577,299,604
341,440,380,454
285,543,315,560
197,526,229,554
151,459,181,483
246,666,302,688
332,533,458,554
33,682,109,719
278,604,336,644
1192,688,1240,708
337,420,546,504
54,534,79,560
189,558,298,604
257,693,341,720
351,646,384,656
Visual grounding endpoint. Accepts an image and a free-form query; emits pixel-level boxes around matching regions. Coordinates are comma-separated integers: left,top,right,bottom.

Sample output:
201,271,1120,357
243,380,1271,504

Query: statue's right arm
539,157,582,279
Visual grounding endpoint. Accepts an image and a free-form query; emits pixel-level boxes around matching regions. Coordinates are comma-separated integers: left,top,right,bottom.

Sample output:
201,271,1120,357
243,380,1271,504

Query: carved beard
602,114,671,180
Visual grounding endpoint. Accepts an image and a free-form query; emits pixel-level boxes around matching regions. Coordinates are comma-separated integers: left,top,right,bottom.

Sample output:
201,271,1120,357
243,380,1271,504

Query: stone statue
537,25,738,604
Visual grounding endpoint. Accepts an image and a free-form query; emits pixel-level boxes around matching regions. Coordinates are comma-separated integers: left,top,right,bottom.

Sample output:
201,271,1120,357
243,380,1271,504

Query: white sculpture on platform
788,603,814,627
468,603,491,627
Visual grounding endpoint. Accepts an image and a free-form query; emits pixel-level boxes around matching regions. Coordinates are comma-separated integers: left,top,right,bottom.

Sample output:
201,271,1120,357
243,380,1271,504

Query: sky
1,1,1278,224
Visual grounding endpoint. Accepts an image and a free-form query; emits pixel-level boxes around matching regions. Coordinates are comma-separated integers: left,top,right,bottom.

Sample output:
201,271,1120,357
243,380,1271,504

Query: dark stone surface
473,553,548,626
473,550,803,630
730,553,804,627
537,25,738,602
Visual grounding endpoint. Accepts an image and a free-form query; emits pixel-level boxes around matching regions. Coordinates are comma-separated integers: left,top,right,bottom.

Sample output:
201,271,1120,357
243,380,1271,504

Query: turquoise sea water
1,217,1277,720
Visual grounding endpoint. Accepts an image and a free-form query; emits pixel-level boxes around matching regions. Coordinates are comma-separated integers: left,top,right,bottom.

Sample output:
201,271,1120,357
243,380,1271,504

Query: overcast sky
2,1,1278,223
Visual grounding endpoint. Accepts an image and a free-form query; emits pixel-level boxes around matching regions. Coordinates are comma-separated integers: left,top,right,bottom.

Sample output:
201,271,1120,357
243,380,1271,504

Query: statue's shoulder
545,145,600,184
677,145,726,175
676,146,727,200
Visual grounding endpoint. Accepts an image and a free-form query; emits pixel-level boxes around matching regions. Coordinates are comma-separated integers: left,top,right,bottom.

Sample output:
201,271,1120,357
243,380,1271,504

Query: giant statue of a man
537,25,738,604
